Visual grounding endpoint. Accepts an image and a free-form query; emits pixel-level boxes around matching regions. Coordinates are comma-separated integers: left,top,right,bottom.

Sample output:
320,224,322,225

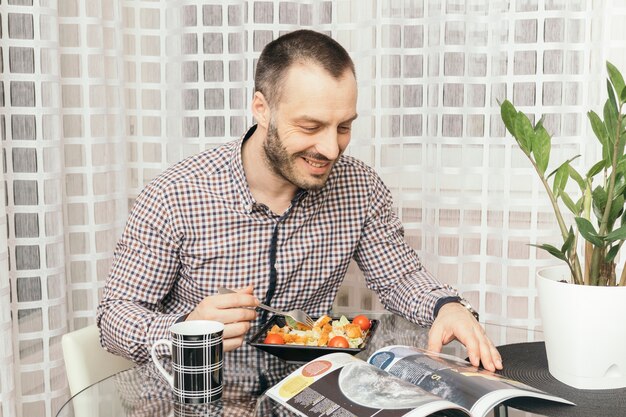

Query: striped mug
151,320,224,403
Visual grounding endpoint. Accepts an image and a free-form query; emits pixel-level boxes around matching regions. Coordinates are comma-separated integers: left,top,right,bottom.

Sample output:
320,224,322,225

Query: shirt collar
230,126,257,213
230,125,328,213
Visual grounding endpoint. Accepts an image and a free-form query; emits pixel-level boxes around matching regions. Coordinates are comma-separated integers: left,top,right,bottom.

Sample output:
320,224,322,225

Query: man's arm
353,170,502,371
97,184,258,362
97,184,189,362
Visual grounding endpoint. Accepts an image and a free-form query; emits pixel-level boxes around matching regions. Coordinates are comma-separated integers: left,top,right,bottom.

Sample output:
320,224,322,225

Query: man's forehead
276,61,353,90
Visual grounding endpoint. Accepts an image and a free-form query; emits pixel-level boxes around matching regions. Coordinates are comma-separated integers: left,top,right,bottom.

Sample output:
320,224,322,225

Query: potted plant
500,61,626,390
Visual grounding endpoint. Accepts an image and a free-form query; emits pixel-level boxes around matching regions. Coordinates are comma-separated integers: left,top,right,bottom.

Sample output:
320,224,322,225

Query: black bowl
248,315,379,364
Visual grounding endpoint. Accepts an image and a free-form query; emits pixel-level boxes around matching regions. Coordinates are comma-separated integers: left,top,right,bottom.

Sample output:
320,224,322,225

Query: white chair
62,324,135,396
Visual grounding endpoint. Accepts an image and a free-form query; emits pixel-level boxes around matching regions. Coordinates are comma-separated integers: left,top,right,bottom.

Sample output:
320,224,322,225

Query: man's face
262,63,358,191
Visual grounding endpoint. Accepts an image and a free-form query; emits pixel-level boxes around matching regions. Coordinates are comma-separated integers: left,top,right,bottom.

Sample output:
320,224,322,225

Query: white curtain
1,0,625,416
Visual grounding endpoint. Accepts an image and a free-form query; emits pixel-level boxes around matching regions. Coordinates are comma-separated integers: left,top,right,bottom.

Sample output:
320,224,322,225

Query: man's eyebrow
342,114,359,124
295,114,359,125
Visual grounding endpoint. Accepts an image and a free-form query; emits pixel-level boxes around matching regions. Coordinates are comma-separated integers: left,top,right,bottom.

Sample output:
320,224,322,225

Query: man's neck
241,127,298,214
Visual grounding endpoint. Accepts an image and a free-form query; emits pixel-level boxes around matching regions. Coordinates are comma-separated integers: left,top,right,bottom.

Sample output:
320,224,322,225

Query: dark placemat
496,342,626,416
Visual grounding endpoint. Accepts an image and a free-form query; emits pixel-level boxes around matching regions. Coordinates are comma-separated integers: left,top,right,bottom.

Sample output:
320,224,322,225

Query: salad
262,314,372,348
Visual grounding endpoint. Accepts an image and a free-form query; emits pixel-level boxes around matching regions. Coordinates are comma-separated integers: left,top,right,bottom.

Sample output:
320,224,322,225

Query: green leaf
285,316,298,328
605,222,626,243
513,112,535,154
587,160,606,178
607,80,619,120
535,115,545,130
529,243,568,262
616,155,626,175
607,61,626,104
604,99,619,167
500,100,518,137
606,244,621,263
568,165,585,191
620,203,626,225
592,186,608,221
552,163,569,196
621,85,626,103
614,174,626,197
588,111,608,147
548,155,580,178
560,191,580,214
532,123,551,174
575,217,605,247
561,227,575,253
618,131,626,164
609,195,625,224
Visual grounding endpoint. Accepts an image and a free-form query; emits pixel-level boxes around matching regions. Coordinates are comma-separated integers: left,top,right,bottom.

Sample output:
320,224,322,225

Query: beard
262,120,336,191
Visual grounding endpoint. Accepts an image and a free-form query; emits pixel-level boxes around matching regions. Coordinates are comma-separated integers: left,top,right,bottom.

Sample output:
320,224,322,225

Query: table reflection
56,314,537,417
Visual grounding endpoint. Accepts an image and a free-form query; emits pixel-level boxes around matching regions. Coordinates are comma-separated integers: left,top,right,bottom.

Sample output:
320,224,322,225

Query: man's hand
186,285,259,352
427,302,503,372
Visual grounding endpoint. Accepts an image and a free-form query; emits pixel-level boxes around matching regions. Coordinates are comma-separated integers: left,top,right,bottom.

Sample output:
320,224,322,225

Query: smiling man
98,29,502,373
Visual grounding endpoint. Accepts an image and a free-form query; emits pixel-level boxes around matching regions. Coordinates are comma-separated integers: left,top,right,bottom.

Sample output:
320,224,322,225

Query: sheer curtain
1,1,625,416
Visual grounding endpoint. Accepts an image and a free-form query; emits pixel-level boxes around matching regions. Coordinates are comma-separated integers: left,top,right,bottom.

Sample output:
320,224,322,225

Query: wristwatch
458,297,480,322
434,296,480,322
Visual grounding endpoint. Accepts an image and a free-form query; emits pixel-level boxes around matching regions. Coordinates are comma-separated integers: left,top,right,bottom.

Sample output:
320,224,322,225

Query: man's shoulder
149,140,238,192
335,154,381,183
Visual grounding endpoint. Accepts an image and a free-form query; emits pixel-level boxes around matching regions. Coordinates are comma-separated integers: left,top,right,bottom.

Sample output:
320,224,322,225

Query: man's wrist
434,296,479,321
434,296,461,318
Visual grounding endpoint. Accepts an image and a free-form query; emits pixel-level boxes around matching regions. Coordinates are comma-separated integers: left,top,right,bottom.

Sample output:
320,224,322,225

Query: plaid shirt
97,126,458,363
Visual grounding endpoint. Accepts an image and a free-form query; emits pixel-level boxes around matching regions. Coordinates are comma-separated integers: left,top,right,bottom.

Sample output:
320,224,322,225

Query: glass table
56,314,546,417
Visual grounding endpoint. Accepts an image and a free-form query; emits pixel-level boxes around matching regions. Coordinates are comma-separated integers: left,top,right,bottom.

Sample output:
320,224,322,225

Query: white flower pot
537,265,626,389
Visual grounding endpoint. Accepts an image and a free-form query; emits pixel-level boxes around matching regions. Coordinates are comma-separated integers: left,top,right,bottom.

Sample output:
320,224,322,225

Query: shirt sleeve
353,171,459,327
96,183,184,363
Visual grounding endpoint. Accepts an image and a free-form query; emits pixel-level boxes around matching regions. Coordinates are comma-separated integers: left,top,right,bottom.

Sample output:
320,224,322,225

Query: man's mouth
303,157,330,168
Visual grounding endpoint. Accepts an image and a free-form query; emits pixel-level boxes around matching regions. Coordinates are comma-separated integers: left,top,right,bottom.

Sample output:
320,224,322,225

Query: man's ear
251,92,271,129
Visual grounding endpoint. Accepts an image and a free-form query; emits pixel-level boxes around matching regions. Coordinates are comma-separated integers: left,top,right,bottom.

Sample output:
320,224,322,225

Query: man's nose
314,128,340,160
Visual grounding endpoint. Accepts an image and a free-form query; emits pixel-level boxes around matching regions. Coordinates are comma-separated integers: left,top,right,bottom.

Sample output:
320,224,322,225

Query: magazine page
266,352,471,417
367,345,574,417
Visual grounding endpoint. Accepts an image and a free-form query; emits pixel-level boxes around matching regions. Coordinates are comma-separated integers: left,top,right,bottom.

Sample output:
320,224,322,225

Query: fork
217,287,315,327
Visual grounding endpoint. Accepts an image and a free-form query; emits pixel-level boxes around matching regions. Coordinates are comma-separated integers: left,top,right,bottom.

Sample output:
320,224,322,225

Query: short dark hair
254,29,355,107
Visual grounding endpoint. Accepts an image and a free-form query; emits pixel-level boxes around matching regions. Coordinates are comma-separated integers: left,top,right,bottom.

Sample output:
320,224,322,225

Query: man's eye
338,126,352,133
302,126,319,132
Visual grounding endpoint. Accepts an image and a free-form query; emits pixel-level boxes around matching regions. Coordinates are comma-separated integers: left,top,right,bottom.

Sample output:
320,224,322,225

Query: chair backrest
62,324,134,396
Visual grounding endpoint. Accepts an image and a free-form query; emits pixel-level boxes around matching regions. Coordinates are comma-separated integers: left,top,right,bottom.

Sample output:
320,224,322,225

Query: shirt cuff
433,296,461,318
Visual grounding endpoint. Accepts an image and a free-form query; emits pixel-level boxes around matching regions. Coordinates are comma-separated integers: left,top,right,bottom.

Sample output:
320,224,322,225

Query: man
97,29,502,372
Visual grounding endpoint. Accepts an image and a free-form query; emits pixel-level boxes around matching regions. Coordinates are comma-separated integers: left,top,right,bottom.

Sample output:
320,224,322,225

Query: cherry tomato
351,315,371,331
263,333,285,345
328,336,349,348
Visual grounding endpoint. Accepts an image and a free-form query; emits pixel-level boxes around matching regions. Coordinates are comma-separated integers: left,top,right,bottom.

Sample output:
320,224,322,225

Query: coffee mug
151,320,224,403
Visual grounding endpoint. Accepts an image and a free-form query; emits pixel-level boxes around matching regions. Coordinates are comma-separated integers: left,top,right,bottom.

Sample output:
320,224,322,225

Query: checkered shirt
97,127,459,363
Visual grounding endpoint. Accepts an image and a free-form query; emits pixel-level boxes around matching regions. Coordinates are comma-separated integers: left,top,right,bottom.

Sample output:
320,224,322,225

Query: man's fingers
492,344,503,369
194,306,257,324
234,285,254,294
429,302,504,371
462,334,481,367
222,321,252,339
464,326,502,372
427,327,445,352
187,287,259,323
223,336,245,352
209,292,259,309
223,320,254,352
478,328,501,371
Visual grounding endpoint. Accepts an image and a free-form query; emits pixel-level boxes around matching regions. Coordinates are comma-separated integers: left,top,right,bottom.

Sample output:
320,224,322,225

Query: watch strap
434,296,479,321
433,296,462,318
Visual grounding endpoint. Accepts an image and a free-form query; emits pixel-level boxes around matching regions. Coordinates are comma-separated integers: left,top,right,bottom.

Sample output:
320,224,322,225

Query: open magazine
266,345,574,417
